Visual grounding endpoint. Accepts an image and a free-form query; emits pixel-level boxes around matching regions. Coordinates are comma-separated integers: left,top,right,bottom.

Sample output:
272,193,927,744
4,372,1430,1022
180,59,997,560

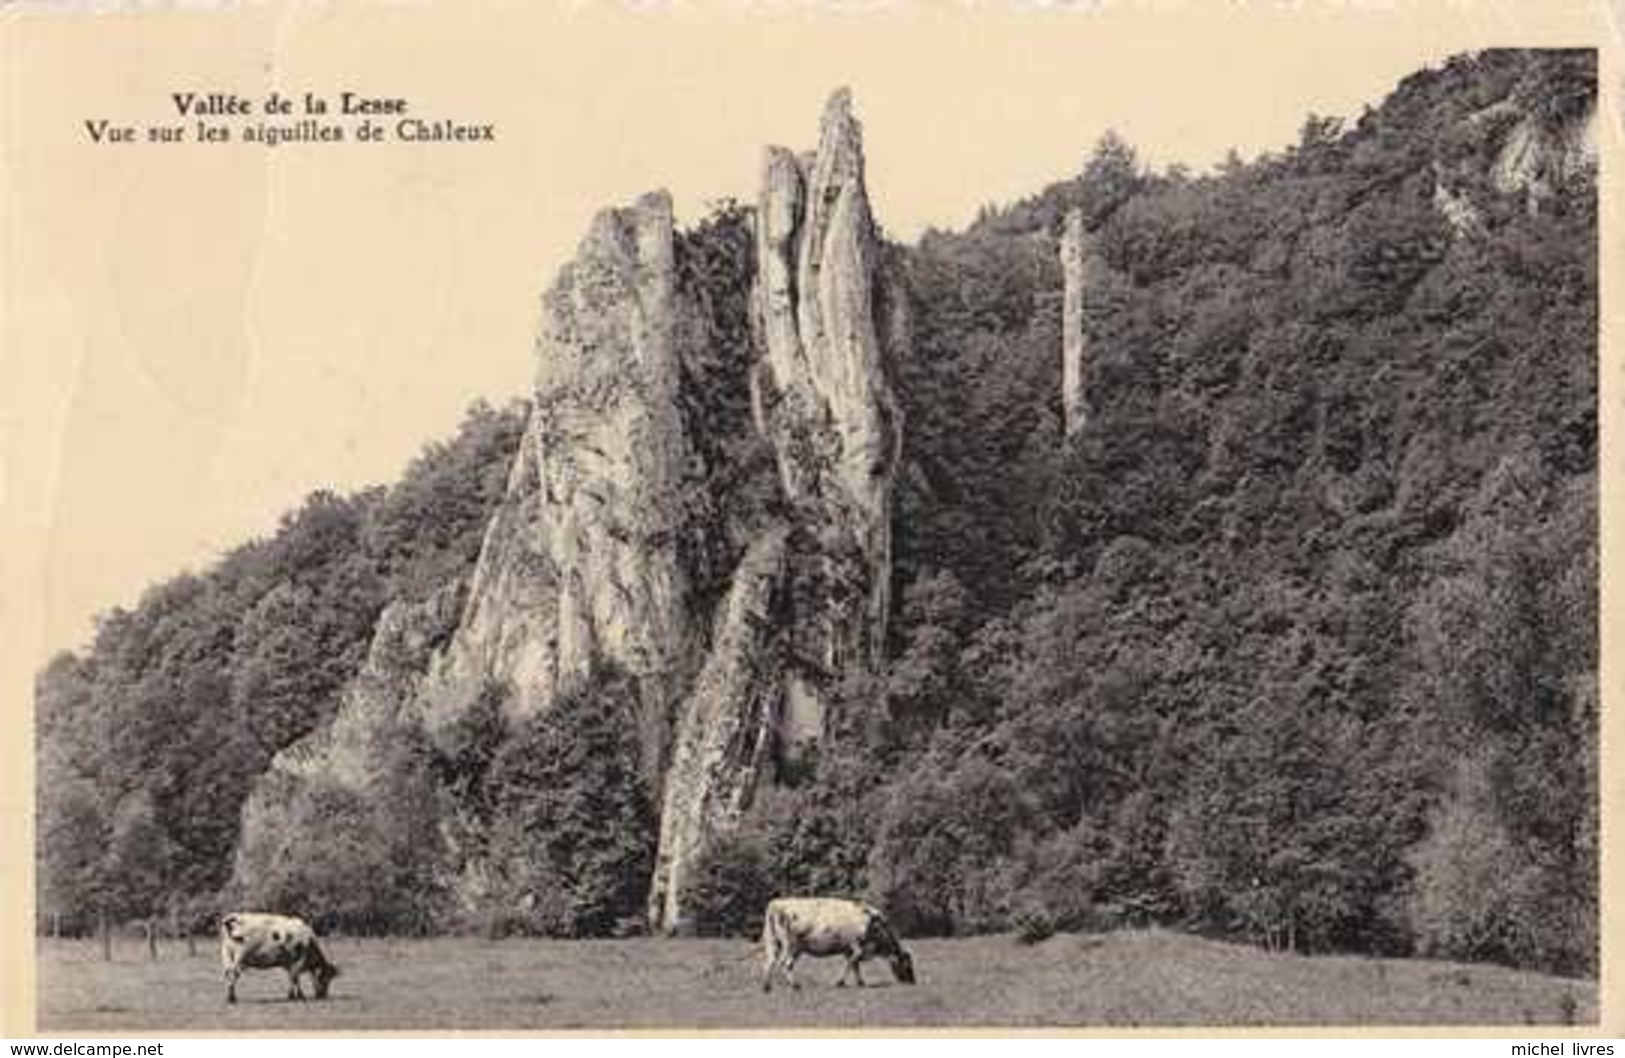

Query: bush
230,719,447,936
1012,824,1102,936
1012,905,1057,945
483,668,657,937
682,832,775,938
866,756,1029,935
1408,753,1594,974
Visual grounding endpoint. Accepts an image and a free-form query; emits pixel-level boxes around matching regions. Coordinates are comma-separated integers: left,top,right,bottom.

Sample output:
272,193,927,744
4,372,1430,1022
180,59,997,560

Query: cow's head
314,960,340,999
889,947,916,985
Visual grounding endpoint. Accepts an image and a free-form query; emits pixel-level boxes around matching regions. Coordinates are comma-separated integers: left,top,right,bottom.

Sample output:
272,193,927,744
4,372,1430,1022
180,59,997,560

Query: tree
866,756,1030,935
231,720,447,935
33,398,524,932
483,670,657,936
104,790,174,923
682,832,775,937
885,570,973,736
36,751,108,935
365,399,527,602
1077,130,1145,229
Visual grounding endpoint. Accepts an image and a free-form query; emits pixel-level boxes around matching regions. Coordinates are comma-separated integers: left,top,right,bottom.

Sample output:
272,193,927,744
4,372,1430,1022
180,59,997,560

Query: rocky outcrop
234,91,903,934
750,87,902,703
1060,208,1088,438
422,191,700,782
1419,53,1598,238
1490,102,1597,213
232,585,463,889
1057,207,1118,438
1445,56,1598,220
271,585,463,790
645,89,903,932
418,410,558,726
409,90,901,930
648,525,790,931
528,189,698,778
1431,162,1486,240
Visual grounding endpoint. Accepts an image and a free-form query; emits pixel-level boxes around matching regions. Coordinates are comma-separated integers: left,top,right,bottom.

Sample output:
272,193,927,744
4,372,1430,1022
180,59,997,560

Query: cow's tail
218,914,238,975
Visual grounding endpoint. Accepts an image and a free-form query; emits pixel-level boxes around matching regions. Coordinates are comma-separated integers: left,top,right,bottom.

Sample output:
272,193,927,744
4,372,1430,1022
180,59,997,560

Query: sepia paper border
2,0,1620,1038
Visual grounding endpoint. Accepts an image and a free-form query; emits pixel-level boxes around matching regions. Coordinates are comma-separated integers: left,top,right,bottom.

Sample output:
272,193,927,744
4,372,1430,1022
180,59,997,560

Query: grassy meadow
36,929,1597,1031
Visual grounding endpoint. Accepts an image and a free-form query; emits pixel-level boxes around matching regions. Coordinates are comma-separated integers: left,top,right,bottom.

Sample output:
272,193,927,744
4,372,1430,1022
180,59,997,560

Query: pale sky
2,1,1617,667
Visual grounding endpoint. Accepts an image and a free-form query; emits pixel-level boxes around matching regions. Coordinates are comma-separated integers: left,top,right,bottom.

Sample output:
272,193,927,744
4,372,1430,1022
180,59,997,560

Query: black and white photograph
2,0,1615,1035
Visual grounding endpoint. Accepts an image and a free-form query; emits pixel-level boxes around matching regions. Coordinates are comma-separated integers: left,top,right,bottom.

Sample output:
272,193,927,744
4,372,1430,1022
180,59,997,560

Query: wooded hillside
36,49,1597,976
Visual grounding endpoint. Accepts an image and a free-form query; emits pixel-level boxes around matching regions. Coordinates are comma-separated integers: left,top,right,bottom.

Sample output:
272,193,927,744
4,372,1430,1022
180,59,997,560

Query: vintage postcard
1,0,1618,1036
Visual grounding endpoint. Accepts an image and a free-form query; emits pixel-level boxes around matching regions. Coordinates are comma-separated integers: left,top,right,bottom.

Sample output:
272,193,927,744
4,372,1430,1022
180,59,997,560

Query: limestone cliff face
1432,96,1595,232
528,189,698,777
309,586,464,791
423,191,699,781
1436,59,1598,225
647,90,902,932
750,87,902,707
1490,102,1597,212
409,91,900,931
648,526,790,930
262,586,460,791
1060,209,1087,438
235,92,902,933
1056,207,1116,439
419,409,557,725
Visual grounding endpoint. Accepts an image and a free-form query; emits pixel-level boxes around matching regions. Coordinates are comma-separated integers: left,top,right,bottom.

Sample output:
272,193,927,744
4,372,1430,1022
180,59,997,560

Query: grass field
36,930,1597,1031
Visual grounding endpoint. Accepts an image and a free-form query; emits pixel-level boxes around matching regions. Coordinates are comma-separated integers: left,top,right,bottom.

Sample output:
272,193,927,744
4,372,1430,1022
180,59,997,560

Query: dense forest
35,402,528,936
37,50,1597,975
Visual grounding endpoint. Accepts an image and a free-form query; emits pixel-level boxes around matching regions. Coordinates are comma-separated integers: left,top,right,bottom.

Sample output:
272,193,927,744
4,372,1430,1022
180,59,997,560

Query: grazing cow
760,897,916,993
219,912,339,1004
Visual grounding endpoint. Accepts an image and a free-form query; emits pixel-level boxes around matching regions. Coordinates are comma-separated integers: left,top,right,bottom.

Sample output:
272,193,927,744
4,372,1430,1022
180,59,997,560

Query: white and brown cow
220,912,340,1004
760,897,916,992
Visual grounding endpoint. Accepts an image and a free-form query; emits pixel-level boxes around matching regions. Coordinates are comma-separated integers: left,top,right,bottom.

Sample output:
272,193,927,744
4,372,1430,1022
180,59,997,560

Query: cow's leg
225,965,240,1005
838,939,874,988
768,948,796,993
762,932,781,994
287,966,306,1001
762,948,779,993
784,951,801,991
